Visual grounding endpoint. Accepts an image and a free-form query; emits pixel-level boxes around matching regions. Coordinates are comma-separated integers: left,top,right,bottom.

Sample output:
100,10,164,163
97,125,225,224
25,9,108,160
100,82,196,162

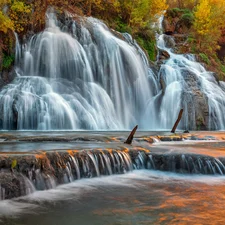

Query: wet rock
182,70,209,130
158,49,170,61
162,17,178,35
157,136,183,141
0,69,17,89
0,171,34,199
147,153,225,175
163,35,176,49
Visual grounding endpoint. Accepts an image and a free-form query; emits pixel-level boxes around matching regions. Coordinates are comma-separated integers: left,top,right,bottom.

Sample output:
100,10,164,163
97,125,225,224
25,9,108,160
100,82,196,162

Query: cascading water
147,15,225,130
0,11,224,130
2,147,225,200
0,10,157,130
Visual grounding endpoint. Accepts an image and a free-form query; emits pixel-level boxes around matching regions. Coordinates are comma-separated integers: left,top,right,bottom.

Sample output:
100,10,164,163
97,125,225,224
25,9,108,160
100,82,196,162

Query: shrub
199,53,210,65
181,12,194,28
2,54,14,69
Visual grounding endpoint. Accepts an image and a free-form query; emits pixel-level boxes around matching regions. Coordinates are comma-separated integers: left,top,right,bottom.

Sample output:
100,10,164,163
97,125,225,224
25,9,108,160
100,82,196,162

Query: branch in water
124,125,138,144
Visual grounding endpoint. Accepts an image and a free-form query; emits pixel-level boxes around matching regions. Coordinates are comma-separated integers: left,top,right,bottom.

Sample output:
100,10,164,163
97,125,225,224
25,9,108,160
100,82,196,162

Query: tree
9,1,31,33
117,0,167,29
0,0,13,33
193,0,225,53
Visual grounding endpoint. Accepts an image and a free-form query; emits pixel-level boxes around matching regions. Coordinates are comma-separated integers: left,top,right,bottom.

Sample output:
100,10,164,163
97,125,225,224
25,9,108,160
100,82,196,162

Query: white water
147,18,225,130
0,11,224,130
0,10,155,130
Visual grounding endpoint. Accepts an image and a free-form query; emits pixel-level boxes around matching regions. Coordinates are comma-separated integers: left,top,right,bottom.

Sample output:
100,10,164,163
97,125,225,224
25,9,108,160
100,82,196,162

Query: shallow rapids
1,170,225,225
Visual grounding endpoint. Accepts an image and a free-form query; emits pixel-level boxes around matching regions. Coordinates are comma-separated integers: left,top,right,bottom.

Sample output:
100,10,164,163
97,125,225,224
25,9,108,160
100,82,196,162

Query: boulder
163,35,176,49
162,17,178,35
158,49,170,61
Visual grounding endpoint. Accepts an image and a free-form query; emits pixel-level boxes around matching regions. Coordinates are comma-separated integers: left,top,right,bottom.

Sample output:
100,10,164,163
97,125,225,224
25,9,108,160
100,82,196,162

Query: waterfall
147,15,225,130
0,11,224,130
0,10,157,130
1,149,225,200
0,149,142,200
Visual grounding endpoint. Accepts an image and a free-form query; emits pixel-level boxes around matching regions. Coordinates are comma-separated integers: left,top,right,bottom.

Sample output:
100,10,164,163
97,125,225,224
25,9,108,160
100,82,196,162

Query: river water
1,170,225,225
0,131,225,224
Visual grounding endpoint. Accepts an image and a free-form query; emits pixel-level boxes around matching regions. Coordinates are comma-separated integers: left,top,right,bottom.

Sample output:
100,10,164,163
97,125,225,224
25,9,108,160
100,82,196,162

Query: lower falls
1,135,225,200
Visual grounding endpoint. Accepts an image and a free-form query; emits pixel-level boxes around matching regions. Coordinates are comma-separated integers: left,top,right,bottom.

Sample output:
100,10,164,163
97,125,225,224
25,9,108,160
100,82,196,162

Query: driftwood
171,109,183,133
124,125,138,144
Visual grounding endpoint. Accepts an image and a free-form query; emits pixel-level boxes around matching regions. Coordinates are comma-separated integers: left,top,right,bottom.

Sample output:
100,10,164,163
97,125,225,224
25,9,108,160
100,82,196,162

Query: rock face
182,70,209,130
163,35,176,48
162,17,179,35
163,10,192,35
158,49,170,61
0,69,16,88
217,28,225,60
158,66,209,130
162,11,192,55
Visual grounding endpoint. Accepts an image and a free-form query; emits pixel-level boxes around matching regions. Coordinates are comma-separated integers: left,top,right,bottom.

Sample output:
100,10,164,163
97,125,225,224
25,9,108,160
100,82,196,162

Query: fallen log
171,109,183,133
124,125,138,144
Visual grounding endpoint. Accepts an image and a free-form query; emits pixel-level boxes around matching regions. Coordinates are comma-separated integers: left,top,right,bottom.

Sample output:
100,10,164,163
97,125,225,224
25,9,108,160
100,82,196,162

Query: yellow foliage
149,0,168,17
118,0,167,28
0,0,13,33
194,0,211,36
0,11,14,33
9,1,31,33
193,0,225,53
0,0,10,7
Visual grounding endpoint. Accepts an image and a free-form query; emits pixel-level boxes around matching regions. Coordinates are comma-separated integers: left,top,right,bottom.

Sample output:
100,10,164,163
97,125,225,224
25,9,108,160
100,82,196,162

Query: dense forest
1,0,225,78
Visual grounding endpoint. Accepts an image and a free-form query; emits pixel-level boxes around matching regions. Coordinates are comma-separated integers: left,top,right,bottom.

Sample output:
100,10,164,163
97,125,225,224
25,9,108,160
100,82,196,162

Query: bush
115,19,132,33
136,36,156,61
199,53,210,65
2,54,14,69
181,12,194,28
167,8,192,18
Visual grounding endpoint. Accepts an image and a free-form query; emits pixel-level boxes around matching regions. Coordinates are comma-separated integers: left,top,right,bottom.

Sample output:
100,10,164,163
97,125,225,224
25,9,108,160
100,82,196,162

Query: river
0,131,225,224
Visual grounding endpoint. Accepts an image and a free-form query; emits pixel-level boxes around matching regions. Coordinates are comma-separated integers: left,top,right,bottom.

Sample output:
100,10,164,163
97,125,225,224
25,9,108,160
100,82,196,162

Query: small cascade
0,149,142,200
1,148,225,200
146,153,225,175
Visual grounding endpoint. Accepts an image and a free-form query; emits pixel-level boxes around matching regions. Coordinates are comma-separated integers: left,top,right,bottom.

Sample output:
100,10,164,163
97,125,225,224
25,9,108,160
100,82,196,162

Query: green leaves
2,54,14,69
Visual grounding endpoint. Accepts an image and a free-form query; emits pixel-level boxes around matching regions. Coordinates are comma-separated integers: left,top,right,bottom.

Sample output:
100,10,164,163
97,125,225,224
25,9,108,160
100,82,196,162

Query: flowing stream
155,32,225,130
0,131,224,224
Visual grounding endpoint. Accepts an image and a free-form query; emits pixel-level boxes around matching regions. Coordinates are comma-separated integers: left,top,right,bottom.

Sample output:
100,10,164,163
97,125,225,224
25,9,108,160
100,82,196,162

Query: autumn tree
118,0,167,29
0,0,13,33
193,0,225,53
9,1,31,33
